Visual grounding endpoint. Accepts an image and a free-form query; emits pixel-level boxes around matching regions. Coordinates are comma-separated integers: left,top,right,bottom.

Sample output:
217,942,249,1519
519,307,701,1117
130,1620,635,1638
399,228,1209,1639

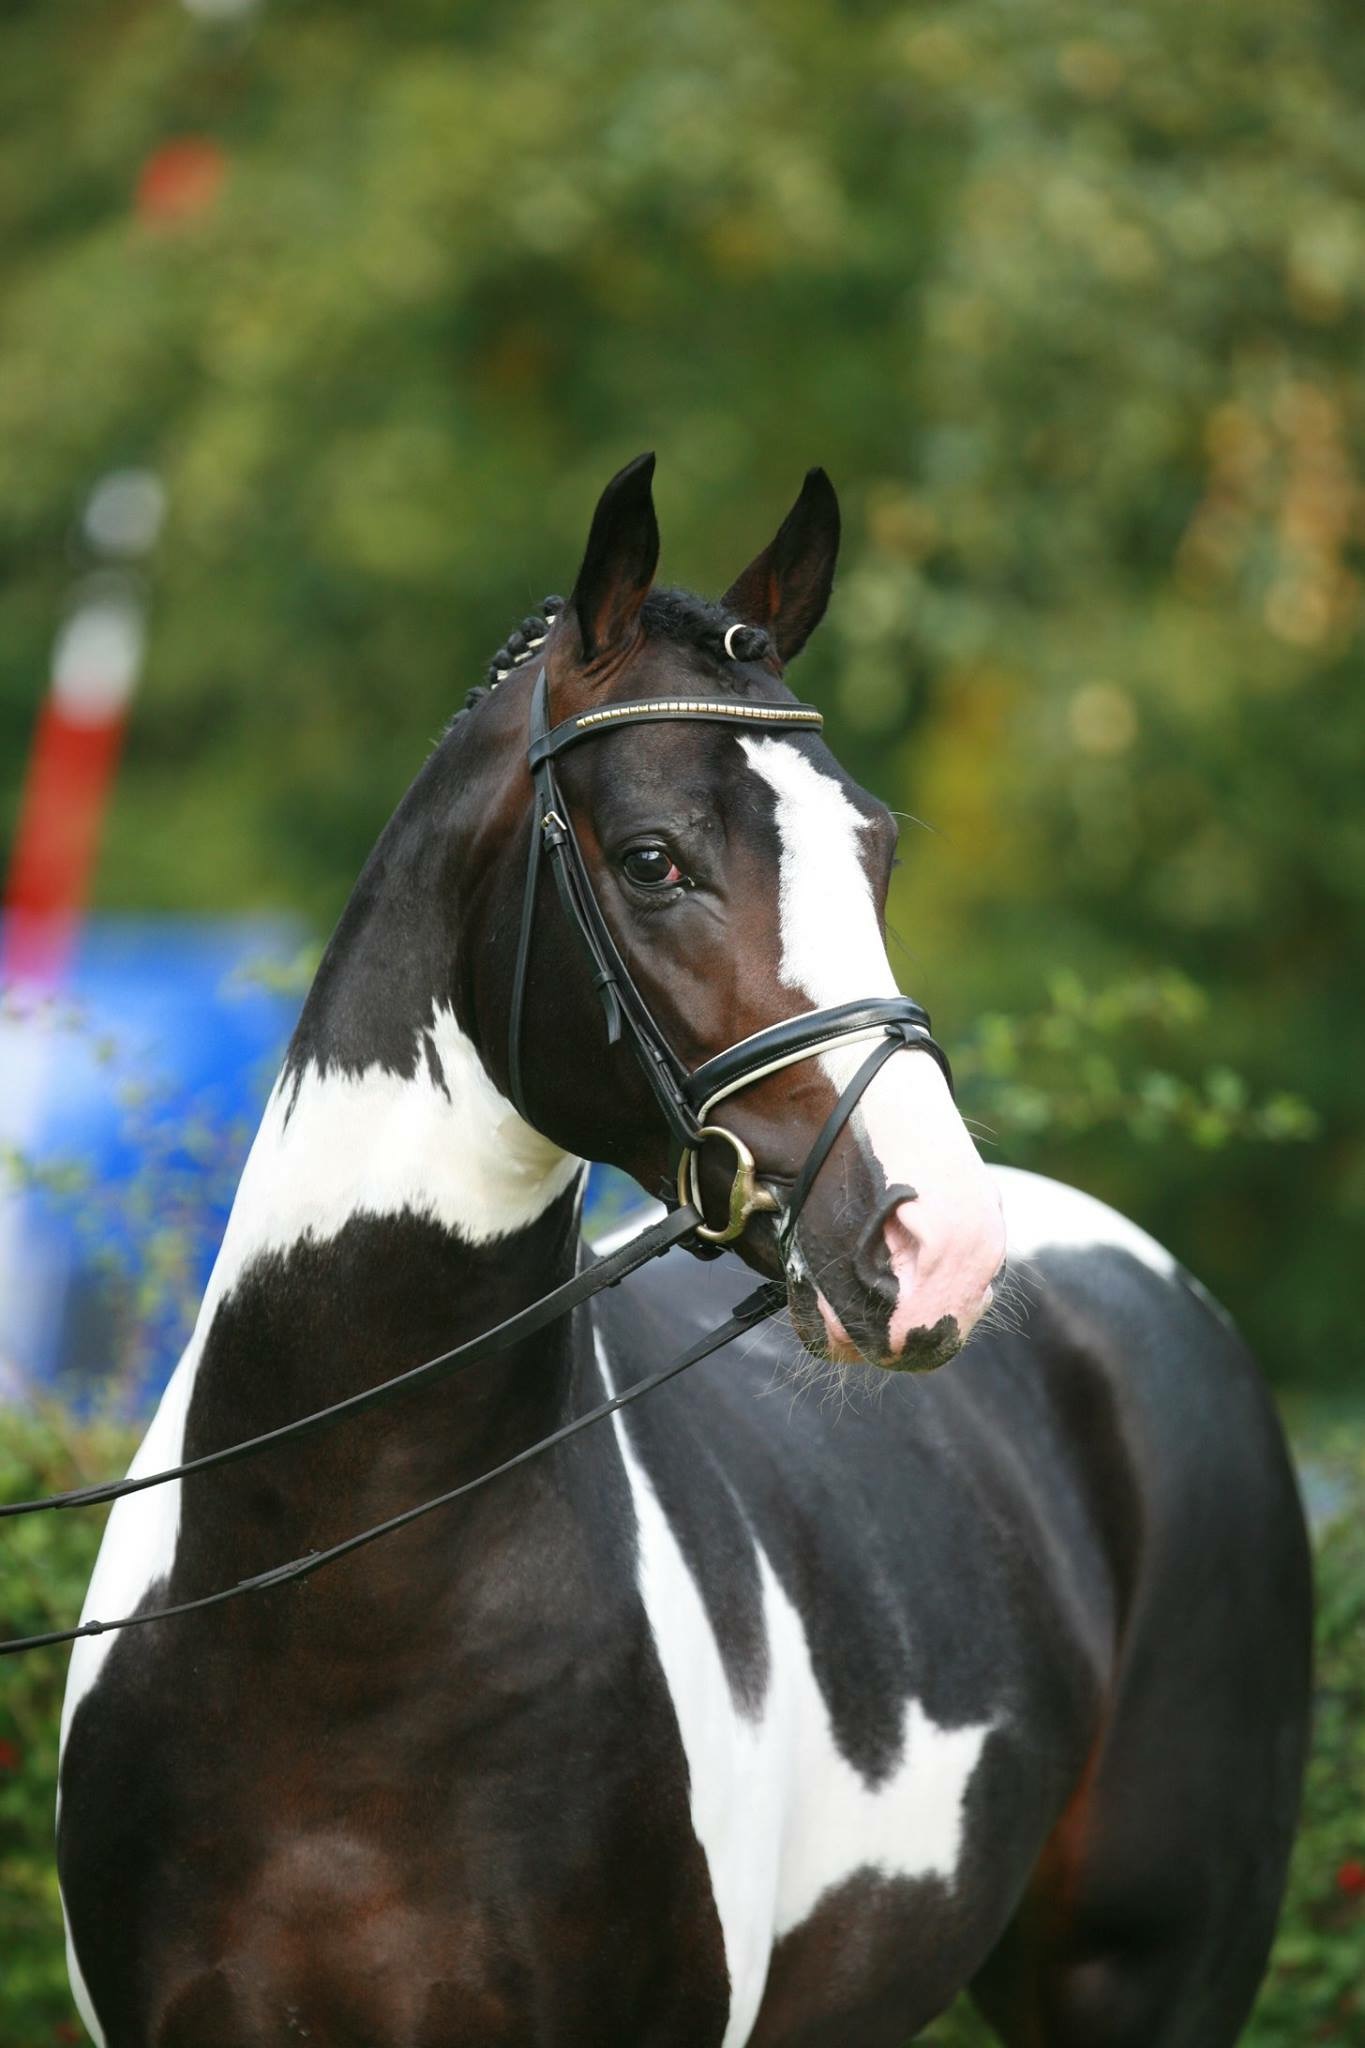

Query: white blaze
739,738,1003,1353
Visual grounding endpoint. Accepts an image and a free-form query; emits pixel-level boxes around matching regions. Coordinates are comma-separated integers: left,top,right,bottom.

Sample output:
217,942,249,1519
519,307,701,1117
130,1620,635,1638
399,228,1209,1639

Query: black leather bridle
507,666,952,1252
0,662,955,1656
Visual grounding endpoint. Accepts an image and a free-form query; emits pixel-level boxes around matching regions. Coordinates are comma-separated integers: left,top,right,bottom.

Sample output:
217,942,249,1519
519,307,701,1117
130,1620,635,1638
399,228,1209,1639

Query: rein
2,1255,785,1659
0,1205,700,1526
0,663,952,1658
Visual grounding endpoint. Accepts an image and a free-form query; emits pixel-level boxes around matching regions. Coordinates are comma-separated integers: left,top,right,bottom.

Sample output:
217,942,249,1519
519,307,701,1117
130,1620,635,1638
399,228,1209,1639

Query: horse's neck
216,1000,582,1300
190,835,587,1488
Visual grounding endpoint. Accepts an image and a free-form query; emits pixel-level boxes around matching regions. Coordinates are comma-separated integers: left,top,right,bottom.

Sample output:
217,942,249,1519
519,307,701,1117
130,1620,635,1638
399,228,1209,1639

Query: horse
55,455,1311,2047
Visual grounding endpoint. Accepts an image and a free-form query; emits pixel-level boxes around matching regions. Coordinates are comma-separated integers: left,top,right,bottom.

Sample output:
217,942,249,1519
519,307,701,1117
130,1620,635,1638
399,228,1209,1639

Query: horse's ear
721,467,840,663
565,452,660,666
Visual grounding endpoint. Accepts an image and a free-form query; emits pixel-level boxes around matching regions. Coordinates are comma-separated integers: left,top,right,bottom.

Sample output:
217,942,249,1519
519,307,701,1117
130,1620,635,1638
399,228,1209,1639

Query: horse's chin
785,1280,964,1376
786,1291,863,1369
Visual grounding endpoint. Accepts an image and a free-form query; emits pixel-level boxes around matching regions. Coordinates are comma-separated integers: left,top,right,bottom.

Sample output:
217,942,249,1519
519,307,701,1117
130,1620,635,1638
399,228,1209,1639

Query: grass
1,1403,1362,2047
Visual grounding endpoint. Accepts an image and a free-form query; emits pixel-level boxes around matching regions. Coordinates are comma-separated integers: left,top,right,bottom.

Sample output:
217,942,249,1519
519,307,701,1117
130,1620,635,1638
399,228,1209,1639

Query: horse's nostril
852,1182,919,1298
885,1196,922,1265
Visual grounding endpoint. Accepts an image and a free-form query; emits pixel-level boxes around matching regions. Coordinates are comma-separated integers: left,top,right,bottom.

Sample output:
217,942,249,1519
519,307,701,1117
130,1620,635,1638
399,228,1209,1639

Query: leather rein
0,667,950,1657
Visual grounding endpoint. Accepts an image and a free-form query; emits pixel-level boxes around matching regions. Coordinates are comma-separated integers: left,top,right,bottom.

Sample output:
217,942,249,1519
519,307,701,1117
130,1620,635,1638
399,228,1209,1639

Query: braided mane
465,589,773,714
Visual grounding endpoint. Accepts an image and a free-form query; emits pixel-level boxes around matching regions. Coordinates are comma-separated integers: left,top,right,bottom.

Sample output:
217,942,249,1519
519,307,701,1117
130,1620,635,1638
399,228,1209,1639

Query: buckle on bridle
678,1125,780,1245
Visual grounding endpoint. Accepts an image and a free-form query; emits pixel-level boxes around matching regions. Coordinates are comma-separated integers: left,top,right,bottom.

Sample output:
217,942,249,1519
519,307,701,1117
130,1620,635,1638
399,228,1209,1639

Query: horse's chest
63,1637,733,2048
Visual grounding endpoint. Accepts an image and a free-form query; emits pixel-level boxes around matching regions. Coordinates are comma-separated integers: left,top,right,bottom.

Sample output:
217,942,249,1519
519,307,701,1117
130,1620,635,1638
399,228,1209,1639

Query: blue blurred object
0,916,637,1412
0,916,305,1408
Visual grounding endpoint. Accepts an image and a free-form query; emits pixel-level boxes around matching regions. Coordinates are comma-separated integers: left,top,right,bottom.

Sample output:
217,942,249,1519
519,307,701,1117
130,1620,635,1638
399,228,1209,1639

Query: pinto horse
56,457,1311,2047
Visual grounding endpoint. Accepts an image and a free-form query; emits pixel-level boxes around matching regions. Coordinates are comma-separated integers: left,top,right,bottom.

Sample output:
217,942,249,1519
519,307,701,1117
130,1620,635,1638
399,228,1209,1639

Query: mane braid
464,594,565,711
461,586,773,717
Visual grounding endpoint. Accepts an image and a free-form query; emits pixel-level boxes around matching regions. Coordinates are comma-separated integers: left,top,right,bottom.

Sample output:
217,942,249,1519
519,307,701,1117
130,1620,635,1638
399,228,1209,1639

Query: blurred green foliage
4,1406,1362,2045
0,0,1362,1394
0,1409,138,2045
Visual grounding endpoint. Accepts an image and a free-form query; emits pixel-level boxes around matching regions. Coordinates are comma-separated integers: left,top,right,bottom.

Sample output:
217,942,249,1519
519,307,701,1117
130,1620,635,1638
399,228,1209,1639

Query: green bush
1242,1420,1365,2046
2,1404,1361,2046
0,1407,137,2046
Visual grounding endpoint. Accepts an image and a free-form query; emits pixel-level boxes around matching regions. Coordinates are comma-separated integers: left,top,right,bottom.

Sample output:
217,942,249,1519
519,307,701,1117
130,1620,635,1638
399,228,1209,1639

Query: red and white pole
1,472,163,988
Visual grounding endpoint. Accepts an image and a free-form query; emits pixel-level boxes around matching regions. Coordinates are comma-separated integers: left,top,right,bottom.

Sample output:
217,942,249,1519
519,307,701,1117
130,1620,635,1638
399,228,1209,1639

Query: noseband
506,668,952,1252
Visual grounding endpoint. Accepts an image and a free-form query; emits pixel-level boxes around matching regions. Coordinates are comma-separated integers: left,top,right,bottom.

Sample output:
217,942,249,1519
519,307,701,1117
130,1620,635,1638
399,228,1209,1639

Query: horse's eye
621,846,684,890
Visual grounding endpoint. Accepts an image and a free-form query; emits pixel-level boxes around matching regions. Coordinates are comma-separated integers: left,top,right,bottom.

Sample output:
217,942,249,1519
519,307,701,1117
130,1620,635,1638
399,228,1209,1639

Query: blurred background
0,1,1361,2042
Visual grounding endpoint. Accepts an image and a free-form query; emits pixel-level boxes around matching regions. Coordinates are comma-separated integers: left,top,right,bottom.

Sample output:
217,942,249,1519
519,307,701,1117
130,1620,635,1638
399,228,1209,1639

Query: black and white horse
57,458,1311,2047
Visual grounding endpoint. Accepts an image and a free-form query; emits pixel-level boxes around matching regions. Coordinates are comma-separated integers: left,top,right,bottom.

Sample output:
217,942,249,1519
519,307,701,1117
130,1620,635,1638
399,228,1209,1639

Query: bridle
0,659,954,1656
507,666,951,1251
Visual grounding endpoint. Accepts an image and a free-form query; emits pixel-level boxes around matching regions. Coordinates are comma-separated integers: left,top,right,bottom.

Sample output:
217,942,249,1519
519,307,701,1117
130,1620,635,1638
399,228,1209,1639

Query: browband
529,695,824,768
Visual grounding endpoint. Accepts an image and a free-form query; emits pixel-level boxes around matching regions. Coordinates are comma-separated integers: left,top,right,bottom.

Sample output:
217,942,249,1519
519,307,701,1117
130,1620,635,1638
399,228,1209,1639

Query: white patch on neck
60,1003,580,1736
216,1001,581,1274
596,1328,992,2043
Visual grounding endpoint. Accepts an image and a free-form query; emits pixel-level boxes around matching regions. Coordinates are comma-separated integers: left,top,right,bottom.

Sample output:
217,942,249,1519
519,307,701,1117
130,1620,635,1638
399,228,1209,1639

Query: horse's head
458,455,1004,1371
